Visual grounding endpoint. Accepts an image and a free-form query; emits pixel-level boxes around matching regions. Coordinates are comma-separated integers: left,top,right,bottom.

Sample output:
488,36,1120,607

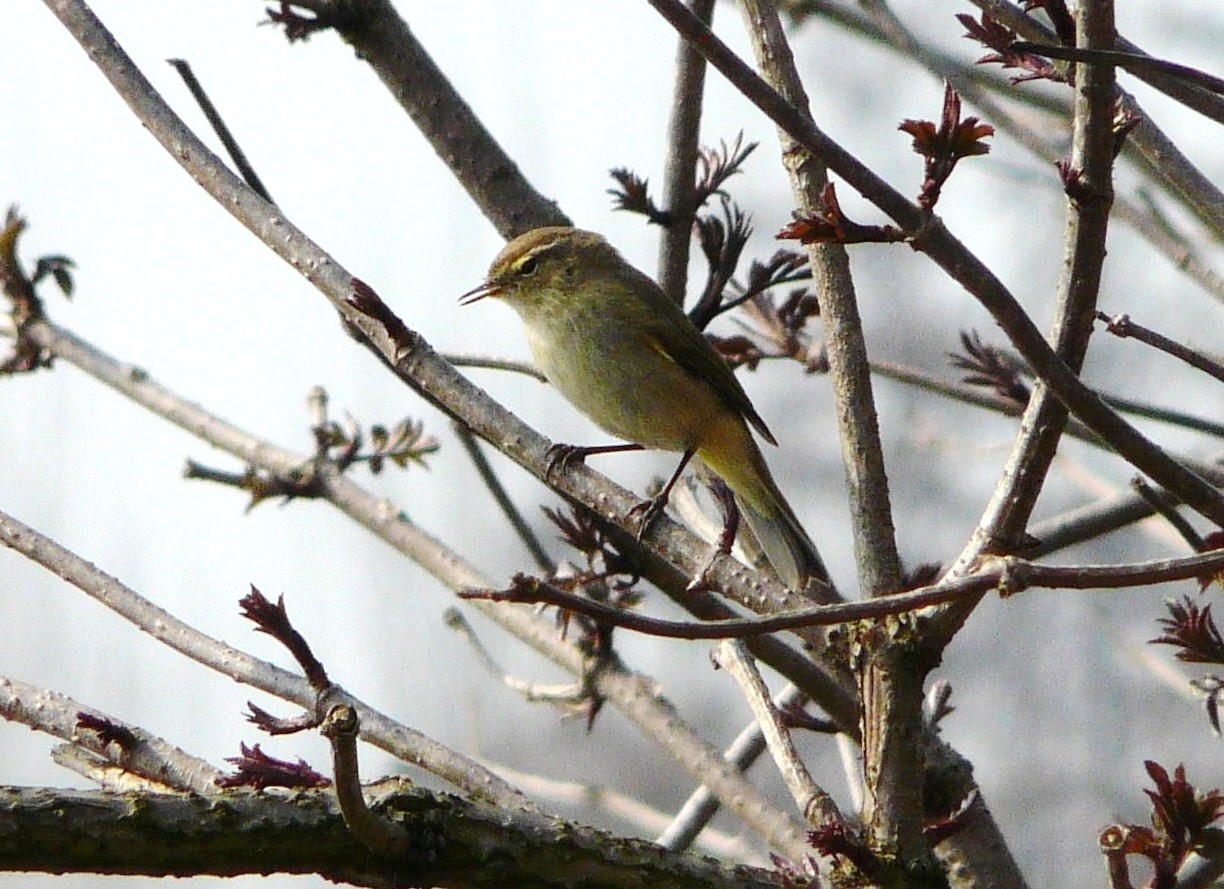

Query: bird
460,226,827,594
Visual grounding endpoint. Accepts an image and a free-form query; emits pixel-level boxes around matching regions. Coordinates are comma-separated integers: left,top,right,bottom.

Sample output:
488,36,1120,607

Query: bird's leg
686,478,740,594
544,442,644,480
627,448,696,540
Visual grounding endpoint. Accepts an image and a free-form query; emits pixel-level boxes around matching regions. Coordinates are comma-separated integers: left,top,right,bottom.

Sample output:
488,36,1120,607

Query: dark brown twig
1097,311,1224,385
454,422,554,573
239,586,329,691
1011,41,1224,99
460,546,1224,641
167,59,274,204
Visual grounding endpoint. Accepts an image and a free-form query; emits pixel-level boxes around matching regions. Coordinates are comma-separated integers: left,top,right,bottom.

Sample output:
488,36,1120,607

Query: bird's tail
737,480,830,599
698,422,831,600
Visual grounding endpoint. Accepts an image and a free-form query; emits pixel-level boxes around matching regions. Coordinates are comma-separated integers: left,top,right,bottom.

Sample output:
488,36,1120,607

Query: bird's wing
629,268,778,446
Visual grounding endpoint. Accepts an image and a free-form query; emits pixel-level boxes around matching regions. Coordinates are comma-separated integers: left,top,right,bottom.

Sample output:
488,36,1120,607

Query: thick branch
0,785,784,889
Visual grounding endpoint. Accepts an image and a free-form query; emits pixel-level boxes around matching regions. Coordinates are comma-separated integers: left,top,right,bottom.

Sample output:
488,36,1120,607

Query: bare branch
0,784,783,888
0,676,222,794
266,0,565,237
714,641,842,827
0,507,528,808
946,0,1119,586
656,0,716,304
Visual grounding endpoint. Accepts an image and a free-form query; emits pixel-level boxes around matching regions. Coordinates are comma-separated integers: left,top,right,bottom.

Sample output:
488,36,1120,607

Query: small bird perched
460,226,827,594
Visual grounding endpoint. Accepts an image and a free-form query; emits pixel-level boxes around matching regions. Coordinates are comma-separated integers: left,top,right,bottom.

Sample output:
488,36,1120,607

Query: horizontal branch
470,547,1224,639
0,784,782,889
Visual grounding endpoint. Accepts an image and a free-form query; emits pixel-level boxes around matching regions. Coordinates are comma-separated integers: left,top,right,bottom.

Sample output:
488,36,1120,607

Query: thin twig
1026,488,1164,557
453,422,555,573
1130,477,1204,551
443,353,547,382
462,546,1224,639
876,355,1224,444
443,609,586,706
484,760,752,860
1010,41,1224,97
1097,311,1224,385
50,744,185,794
167,59,274,204
1100,392,1224,439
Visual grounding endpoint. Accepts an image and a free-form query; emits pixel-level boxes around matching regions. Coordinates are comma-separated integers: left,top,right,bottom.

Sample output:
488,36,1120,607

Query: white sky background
3,2,1224,887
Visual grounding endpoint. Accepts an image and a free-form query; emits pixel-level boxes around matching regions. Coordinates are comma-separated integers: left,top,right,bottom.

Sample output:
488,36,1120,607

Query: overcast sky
4,3,1224,887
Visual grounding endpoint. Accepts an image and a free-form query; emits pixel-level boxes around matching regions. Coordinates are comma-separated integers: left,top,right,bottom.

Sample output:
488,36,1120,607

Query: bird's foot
684,528,738,596
544,441,644,481
544,443,589,480
685,480,739,593
626,493,669,542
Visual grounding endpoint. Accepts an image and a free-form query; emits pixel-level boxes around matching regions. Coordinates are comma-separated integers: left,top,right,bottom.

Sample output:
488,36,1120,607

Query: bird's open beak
458,281,500,306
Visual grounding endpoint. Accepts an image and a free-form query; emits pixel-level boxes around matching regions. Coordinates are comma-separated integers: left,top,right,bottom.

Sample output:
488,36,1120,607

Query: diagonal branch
39,0,822,624
294,0,567,237
13,316,818,856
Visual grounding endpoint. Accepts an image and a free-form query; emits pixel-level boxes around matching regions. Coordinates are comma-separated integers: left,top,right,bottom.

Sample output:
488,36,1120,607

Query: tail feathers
697,419,831,598
738,494,830,599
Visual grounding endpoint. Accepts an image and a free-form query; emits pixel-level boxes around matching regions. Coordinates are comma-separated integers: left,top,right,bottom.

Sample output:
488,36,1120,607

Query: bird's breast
522,306,726,452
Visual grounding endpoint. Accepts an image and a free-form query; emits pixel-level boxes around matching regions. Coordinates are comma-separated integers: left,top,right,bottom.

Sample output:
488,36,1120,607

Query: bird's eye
518,256,539,276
